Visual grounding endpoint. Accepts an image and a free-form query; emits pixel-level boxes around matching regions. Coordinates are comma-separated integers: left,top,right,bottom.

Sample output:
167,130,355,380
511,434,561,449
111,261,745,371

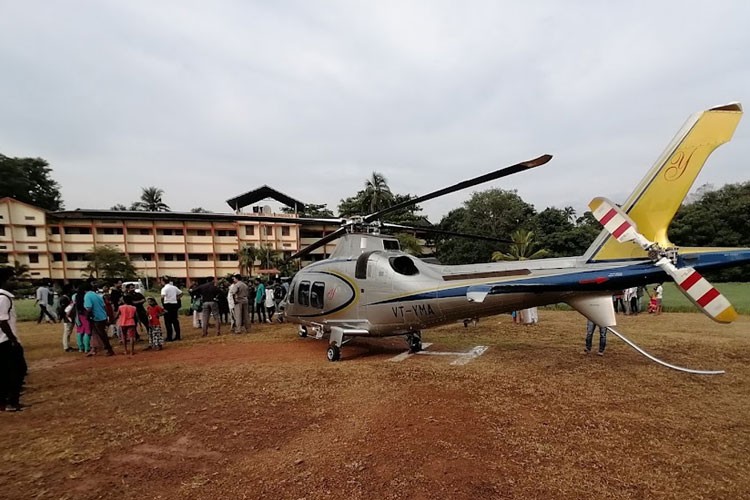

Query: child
115,295,138,356
146,297,165,350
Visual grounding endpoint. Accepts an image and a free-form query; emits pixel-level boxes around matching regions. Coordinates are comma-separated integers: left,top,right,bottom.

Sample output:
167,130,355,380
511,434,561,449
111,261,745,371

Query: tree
394,233,423,256
131,187,170,212
190,207,210,213
436,189,536,265
258,244,281,270
492,229,549,261
280,203,335,218
363,172,394,213
532,207,600,257
84,246,137,279
1,262,33,296
237,244,262,277
0,155,63,210
110,204,128,211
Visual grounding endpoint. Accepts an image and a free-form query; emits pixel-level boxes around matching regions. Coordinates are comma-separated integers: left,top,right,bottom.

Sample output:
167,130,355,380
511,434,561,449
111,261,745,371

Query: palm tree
492,229,549,261
237,244,262,277
363,172,394,213
131,187,170,212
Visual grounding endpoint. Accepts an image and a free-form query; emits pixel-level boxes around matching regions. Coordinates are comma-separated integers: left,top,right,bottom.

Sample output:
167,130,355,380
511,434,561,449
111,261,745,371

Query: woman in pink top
115,295,138,356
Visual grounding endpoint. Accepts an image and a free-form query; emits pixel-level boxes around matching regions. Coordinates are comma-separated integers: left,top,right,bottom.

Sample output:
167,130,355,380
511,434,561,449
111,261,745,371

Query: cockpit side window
298,281,310,306
288,282,295,304
389,255,419,276
383,239,400,251
311,282,325,309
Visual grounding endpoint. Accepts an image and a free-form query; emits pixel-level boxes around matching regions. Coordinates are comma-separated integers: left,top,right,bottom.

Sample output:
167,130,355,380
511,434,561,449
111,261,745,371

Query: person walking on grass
584,319,607,356
115,295,137,356
36,283,57,323
0,266,25,412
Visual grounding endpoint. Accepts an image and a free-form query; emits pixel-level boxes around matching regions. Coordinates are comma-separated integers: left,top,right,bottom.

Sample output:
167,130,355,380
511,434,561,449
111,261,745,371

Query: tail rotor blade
655,258,738,323
589,197,652,249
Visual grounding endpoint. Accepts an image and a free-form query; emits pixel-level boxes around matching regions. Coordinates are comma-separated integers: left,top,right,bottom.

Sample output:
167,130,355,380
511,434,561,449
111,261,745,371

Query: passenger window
298,281,310,306
311,282,325,309
389,256,419,276
288,283,295,304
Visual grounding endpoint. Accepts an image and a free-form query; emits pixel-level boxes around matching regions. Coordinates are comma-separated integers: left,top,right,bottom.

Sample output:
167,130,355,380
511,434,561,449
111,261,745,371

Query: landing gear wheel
298,326,308,338
326,344,341,362
407,333,422,353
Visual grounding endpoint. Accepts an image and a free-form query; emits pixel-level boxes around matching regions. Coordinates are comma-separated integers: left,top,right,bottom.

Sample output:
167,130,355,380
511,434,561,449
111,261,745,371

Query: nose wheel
327,344,341,362
406,332,422,353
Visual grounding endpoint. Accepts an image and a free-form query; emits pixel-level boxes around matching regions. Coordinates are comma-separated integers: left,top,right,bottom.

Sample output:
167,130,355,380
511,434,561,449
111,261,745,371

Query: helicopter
253,102,749,365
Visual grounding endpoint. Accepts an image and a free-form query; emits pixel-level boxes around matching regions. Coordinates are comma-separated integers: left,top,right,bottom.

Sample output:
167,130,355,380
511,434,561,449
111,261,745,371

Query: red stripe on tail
696,287,720,308
679,271,702,291
612,221,631,239
599,208,617,225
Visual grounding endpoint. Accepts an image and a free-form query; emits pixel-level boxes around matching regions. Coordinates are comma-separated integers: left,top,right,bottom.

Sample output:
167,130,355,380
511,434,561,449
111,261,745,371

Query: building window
158,229,184,236
158,253,185,261
217,229,237,237
64,227,92,235
29,254,39,264
52,253,62,262
140,254,154,261
218,254,238,261
28,245,37,249
50,226,60,234
188,253,209,261
0,254,7,264
97,227,124,235
0,225,5,236
187,229,209,237
26,226,37,237
281,226,290,236
0,245,6,250
24,216,36,221
137,228,152,235
245,225,255,236
262,226,273,237
66,253,88,261
301,229,323,239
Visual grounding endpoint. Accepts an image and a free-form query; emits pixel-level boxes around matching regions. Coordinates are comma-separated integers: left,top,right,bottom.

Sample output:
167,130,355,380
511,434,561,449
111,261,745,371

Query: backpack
273,284,286,301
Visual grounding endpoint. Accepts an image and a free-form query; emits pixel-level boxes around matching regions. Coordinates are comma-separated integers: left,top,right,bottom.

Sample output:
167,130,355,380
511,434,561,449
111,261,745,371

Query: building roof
48,209,322,225
225,185,305,212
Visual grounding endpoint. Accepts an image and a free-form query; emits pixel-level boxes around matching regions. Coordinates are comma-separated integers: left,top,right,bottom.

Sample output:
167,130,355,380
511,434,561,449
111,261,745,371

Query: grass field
2,310,749,499
11,283,749,322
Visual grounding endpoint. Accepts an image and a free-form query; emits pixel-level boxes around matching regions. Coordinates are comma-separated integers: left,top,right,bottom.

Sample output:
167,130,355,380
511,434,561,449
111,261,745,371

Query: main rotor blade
236,214,345,226
655,259,738,323
287,226,348,261
382,222,515,244
363,154,552,223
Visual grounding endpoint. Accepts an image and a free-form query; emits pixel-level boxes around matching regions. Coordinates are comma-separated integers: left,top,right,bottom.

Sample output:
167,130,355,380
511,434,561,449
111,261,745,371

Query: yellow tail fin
585,103,743,262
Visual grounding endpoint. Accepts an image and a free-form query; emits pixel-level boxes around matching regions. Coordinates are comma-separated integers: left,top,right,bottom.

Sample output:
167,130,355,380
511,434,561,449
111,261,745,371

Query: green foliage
110,204,128,211
394,233,423,256
532,208,600,258
131,187,170,212
280,203,335,218
0,154,63,210
237,244,262,276
190,207,210,213
0,262,34,296
337,173,423,224
84,246,137,279
492,229,548,261
670,182,750,281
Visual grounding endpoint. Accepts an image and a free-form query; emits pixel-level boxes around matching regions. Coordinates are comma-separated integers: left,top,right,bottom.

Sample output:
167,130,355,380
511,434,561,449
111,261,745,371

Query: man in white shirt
654,283,664,315
35,283,57,324
160,276,183,341
1,267,25,411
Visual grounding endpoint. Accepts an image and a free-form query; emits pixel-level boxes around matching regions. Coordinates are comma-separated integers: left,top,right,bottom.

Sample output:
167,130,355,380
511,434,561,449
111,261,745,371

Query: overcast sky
2,1,749,222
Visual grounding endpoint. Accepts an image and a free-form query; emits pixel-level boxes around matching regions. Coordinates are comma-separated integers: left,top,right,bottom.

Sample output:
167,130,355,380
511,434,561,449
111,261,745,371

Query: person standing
654,283,664,315
265,284,275,322
193,278,221,337
254,278,267,324
58,284,75,352
230,274,249,334
36,283,57,323
584,319,607,356
115,295,138,356
125,284,148,338
145,297,165,350
0,267,25,411
160,277,182,341
84,282,116,356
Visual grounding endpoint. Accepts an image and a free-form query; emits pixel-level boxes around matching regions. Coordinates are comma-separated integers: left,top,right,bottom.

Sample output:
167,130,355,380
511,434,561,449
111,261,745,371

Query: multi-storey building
0,186,341,282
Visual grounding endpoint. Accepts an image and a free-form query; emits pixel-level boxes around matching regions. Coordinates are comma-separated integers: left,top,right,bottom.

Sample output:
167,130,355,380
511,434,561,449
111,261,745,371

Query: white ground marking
387,344,488,365
387,343,433,362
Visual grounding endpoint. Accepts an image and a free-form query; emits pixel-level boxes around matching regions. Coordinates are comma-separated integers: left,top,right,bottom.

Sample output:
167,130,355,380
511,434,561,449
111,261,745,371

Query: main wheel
298,326,308,338
326,344,341,362
408,334,422,353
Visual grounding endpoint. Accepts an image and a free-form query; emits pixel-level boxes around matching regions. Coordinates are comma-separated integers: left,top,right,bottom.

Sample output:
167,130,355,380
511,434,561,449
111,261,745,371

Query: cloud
1,0,749,221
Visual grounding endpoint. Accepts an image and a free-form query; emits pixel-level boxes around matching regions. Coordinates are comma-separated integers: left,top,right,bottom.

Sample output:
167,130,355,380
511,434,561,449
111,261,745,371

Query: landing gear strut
406,332,422,353
298,326,308,338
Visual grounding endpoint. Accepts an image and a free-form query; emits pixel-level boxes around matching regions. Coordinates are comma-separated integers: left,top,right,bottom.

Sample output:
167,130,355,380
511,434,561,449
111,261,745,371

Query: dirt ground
2,310,749,499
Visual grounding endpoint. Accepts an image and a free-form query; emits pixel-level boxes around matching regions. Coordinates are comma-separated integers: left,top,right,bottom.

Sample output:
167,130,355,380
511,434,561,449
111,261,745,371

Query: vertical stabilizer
585,103,743,262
